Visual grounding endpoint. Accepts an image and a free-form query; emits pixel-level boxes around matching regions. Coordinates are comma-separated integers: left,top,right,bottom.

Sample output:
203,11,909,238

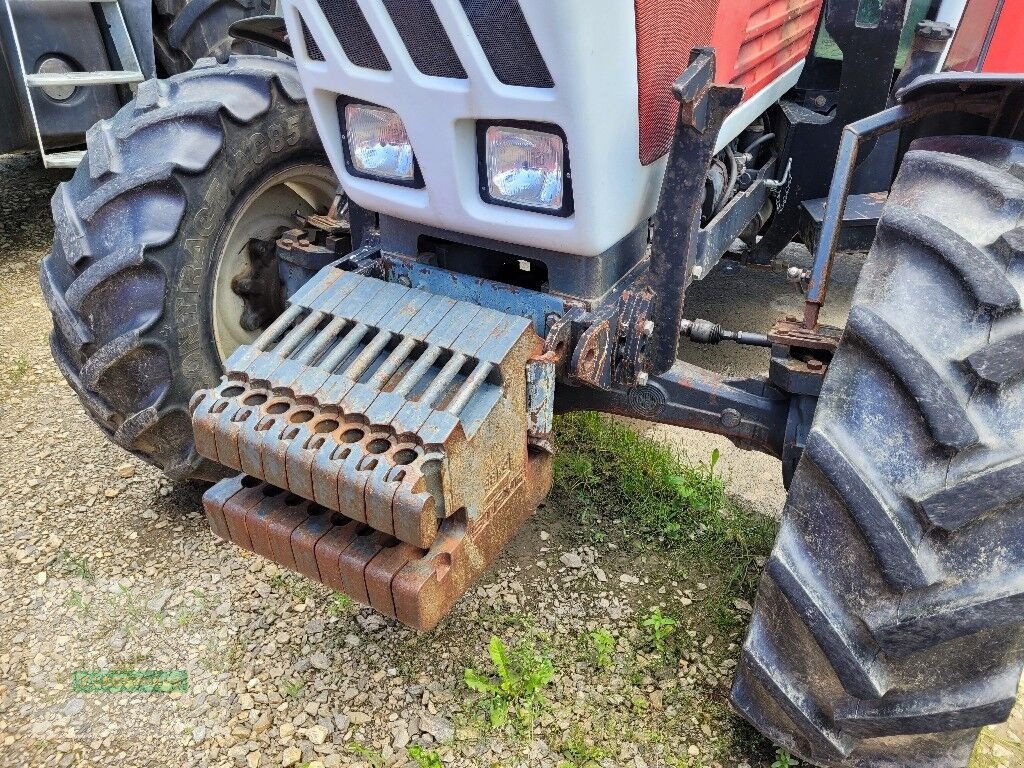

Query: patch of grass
283,678,305,699
10,356,29,381
588,628,614,671
407,745,443,768
772,748,800,767
66,590,92,615
553,413,725,541
58,549,95,581
269,573,288,590
270,572,317,601
347,743,385,768
642,607,677,654
552,413,776,622
558,725,607,767
464,635,554,732
326,593,354,617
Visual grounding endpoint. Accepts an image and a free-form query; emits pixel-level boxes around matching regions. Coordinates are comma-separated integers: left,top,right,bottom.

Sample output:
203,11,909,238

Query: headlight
341,101,420,186
480,123,572,215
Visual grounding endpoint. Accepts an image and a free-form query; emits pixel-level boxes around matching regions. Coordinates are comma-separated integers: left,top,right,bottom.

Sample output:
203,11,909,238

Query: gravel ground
1,152,1021,768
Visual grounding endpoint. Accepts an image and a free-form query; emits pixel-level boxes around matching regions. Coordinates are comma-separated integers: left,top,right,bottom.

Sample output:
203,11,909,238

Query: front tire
733,135,1024,766
41,55,336,480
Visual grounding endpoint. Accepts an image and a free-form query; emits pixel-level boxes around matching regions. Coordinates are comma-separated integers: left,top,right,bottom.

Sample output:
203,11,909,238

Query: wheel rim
212,164,337,362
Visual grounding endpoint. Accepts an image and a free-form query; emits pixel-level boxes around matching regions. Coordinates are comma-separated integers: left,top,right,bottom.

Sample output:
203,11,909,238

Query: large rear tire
41,56,336,481
732,135,1024,766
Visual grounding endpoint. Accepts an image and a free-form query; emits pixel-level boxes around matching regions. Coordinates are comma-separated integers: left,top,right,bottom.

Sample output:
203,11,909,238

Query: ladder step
26,70,143,88
42,151,87,169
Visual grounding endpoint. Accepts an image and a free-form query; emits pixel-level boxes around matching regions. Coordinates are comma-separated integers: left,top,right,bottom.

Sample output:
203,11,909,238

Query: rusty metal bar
646,49,743,374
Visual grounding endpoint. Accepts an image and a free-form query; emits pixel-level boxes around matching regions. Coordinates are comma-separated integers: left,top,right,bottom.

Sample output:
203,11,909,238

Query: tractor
1,0,270,167
39,0,1024,764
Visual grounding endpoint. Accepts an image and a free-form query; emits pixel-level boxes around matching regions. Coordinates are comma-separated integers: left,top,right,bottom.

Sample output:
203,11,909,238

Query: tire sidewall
166,94,330,400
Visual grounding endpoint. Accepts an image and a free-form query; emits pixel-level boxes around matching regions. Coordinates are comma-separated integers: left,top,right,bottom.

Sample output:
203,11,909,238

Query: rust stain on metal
768,317,843,352
203,458,550,630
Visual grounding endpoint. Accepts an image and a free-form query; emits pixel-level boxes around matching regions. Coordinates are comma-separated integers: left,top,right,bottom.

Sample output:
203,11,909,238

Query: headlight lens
344,103,416,183
484,126,566,212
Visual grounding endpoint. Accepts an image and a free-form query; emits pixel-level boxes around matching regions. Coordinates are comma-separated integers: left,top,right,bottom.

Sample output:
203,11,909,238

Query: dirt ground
1,152,1021,768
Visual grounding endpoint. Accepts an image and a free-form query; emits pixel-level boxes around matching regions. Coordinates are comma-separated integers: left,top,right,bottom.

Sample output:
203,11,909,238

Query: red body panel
634,0,824,165
635,0,719,165
981,4,1024,72
718,0,823,95
946,0,1024,73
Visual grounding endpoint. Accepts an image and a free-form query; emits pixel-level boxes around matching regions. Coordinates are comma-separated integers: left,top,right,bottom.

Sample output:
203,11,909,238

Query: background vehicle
0,0,269,167
39,0,1024,764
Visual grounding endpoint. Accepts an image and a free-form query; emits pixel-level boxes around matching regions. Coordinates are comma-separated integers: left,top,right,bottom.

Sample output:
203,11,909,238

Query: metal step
801,192,888,253
43,150,88,169
4,0,143,169
191,267,554,629
26,70,144,87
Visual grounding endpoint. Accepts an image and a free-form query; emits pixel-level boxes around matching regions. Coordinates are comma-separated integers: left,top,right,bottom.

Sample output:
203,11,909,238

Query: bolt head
636,372,650,387
642,321,655,337
807,358,824,371
691,266,704,280
721,408,742,429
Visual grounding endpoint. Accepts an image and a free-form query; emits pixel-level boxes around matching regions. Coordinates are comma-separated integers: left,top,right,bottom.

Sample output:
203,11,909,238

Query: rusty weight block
190,269,545,551
203,461,551,631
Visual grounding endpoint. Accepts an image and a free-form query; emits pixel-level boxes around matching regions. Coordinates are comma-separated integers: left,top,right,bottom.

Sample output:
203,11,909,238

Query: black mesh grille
381,0,467,79
317,0,391,71
301,17,324,61
459,0,553,88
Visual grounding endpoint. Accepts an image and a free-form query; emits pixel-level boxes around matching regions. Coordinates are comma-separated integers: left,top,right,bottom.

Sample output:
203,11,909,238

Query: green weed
588,628,614,671
558,725,606,767
347,743,385,768
66,590,92,615
283,678,304,698
327,593,354,617
175,608,200,627
10,356,29,381
270,572,316,601
407,745,443,768
59,549,95,581
464,635,554,731
643,607,677,653
772,748,800,767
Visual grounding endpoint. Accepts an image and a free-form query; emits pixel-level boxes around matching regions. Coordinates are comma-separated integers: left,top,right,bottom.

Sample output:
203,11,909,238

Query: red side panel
635,0,823,165
945,0,1001,71
635,0,721,166
724,0,823,95
946,0,1024,73
980,5,1024,72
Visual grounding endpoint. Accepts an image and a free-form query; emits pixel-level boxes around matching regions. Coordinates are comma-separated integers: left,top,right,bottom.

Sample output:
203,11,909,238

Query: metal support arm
803,82,1007,328
645,49,743,374
556,362,790,459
